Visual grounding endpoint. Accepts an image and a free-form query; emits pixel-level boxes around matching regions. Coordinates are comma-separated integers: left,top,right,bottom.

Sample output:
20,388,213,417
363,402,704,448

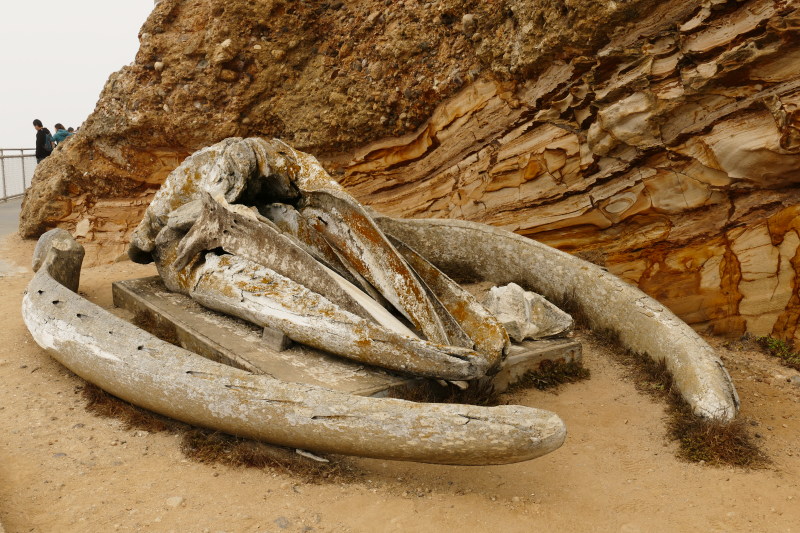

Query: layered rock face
20,0,800,342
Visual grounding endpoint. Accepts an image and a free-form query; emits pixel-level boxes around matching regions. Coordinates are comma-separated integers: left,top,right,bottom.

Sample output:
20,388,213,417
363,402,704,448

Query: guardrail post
0,154,5,201
20,151,26,191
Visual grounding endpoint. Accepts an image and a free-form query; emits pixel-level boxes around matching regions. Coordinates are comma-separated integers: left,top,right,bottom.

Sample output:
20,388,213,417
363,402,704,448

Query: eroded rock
21,0,800,345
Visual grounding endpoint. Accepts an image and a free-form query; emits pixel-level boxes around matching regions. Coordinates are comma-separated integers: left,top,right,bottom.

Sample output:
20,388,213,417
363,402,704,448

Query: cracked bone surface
131,137,504,380
23,229,567,465
482,283,574,342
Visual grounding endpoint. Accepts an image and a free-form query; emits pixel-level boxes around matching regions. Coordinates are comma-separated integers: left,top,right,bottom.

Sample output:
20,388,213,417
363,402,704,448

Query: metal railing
0,149,36,203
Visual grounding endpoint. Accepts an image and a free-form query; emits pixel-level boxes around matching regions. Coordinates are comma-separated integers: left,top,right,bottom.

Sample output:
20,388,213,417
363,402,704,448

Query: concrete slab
113,276,583,397
113,276,421,397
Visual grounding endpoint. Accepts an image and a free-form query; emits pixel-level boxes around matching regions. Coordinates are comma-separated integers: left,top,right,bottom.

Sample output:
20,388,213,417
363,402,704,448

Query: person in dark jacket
52,123,73,145
33,119,53,165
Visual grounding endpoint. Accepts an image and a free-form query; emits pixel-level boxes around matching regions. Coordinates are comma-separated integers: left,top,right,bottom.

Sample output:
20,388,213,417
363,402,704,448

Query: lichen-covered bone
388,235,509,369
300,190,452,346
376,216,740,422
156,226,489,380
261,202,388,307
129,137,514,380
24,232,566,465
172,192,376,323
482,283,574,342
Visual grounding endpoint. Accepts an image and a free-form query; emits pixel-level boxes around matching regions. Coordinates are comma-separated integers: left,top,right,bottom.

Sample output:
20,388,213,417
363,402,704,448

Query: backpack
44,132,54,152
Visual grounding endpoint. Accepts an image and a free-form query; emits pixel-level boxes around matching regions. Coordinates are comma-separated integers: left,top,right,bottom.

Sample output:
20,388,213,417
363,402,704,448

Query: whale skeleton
22,229,566,465
21,136,738,465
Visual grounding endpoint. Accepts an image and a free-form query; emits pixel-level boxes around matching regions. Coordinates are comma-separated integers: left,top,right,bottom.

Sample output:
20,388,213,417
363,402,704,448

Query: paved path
0,198,27,275
0,198,22,237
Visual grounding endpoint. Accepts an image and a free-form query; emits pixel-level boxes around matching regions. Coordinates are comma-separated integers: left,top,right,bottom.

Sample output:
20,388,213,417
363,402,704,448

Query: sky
0,1,155,148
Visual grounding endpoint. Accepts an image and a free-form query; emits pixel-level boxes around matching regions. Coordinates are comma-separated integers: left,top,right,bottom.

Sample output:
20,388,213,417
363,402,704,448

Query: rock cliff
20,0,800,343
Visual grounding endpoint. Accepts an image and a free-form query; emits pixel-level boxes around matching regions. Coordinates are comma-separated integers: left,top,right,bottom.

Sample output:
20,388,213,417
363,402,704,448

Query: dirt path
1,232,799,533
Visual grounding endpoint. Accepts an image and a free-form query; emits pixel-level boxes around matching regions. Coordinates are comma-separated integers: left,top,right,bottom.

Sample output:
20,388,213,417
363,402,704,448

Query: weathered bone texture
375,216,740,422
387,235,509,366
482,283,574,342
299,192,452,345
22,0,800,345
130,137,518,380
155,227,489,381
260,202,383,301
31,228,85,293
172,192,375,323
23,232,566,465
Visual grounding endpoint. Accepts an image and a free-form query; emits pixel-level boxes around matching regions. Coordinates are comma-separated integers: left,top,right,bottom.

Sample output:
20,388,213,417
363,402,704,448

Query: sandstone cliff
20,0,800,343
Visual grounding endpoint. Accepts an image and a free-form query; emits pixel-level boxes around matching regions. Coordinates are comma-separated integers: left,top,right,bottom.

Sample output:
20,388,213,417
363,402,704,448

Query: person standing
33,119,54,165
52,123,72,145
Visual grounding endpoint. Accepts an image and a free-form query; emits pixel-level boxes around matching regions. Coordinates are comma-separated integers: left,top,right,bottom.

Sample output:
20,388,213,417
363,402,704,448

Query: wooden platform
112,276,582,396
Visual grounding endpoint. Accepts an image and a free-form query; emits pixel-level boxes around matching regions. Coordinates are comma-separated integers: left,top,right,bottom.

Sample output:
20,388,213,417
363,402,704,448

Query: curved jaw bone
25,230,566,466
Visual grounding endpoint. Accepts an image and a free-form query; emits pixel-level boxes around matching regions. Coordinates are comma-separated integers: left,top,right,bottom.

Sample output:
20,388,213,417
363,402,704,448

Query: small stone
288,39,299,50
369,61,386,80
755,433,762,438
154,61,164,72
254,44,262,50
272,49,286,61
53,453,66,458
512,496,520,503
166,496,184,508
274,517,290,529
791,375,800,387
462,14,477,36
220,69,238,82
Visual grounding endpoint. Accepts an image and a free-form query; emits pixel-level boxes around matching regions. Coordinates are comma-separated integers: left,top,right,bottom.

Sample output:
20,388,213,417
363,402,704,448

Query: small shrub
756,335,800,370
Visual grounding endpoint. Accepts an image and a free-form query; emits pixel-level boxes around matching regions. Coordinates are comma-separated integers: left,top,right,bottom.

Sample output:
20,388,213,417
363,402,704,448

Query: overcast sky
0,1,154,148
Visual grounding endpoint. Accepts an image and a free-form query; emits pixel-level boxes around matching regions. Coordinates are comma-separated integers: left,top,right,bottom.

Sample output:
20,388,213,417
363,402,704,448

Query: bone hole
37,290,43,294
233,219,238,224
76,313,83,318
52,300,60,305
137,345,144,350
223,230,228,235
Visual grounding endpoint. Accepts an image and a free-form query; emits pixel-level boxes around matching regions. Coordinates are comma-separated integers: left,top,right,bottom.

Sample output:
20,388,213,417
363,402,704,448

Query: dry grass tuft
132,309,180,347
590,329,766,467
389,380,505,406
81,382,176,434
551,290,591,331
80,382,347,481
755,334,800,371
180,429,347,482
574,248,606,268
507,359,591,393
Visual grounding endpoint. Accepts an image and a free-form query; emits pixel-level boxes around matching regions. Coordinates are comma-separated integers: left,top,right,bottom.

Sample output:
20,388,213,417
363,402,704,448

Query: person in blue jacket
52,123,73,145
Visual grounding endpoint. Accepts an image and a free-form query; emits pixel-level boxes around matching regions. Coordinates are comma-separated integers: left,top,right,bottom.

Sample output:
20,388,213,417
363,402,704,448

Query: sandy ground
1,232,799,533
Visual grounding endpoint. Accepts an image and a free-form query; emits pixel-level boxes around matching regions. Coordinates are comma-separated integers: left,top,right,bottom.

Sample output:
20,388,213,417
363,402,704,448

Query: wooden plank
112,276,420,397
